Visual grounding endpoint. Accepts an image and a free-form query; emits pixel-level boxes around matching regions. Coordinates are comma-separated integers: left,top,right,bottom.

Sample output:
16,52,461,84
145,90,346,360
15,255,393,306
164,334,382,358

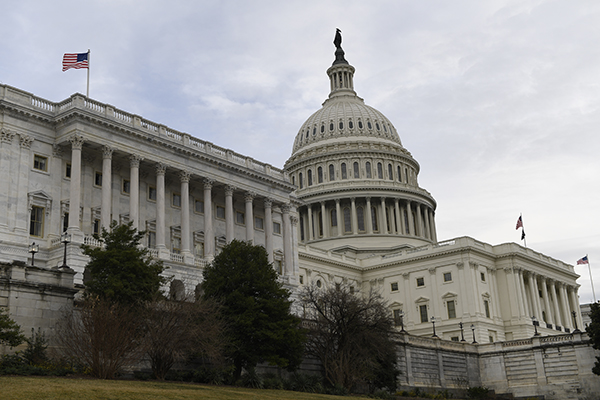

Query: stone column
528,273,542,320
101,146,113,230
559,284,572,330
504,268,522,320
282,204,293,275
307,204,314,241
402,272,412,324
68,135,85,232
406,201,414,236
571,287,583,330
245,192,255,243
415,203,423,237
429,209,438,242
351,198,357,234
203,178,214,259
129,154,142,231
489,268,502,319
155,163,167,255
470,262,481,315
320,201,327,238
264,199,273,263
335,199,341,237
179,171,192,260
399,202,406,235
549,280,563,329
366,197,373,234
541,278,553,326
225,185,235,243
380,197,388,234
290,215,299,279
423,207,431,239
514,268,527,318
0,130,15,228
394,199,401,234
429,267,440,318
16,135,33,234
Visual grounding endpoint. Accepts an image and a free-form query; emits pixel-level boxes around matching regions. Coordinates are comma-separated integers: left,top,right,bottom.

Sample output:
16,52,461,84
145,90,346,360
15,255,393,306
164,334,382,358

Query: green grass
0,376,368,400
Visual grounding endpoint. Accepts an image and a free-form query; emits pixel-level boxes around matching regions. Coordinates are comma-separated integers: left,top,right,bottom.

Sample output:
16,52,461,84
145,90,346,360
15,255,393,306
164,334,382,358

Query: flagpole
588,255,597,302
521,213,527,247
86,49,90,98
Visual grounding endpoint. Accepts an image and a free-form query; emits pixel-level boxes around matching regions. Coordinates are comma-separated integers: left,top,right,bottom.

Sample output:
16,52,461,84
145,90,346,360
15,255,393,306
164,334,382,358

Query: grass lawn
0,376,369,400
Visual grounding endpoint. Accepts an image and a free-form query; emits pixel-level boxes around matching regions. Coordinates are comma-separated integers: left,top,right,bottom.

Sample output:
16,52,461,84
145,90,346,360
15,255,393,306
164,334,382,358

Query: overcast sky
1,0,599,303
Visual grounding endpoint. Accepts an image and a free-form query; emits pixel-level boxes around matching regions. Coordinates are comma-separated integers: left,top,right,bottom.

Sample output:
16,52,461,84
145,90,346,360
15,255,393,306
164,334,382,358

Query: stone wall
0,261,78,351
397,332,600,400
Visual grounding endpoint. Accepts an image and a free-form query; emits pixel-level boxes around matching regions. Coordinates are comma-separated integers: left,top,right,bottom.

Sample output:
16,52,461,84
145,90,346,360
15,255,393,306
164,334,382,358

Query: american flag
62,53,89,71
577,256,589,265
515,216,523,230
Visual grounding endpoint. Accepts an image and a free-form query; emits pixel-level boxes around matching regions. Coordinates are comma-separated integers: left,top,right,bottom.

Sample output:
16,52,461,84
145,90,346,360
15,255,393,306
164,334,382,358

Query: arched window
321,124,325,133
366,162,372,178
357,206,365,231
307,169,313,186
317,166,323,183
300,214,305,241
377,162,383,179
349,120,354,129
341,163,347,179
329,164,335,181
371,206,379,232
318,211,324,237
368,121,373,130
339,121,344,130
388,164,393,180
397,166,402,182
292,175,296,186
353,162,359,178
331,209,337,227
313,127,316,135
299,172,303,189
343,207,352,233
358,120,363,129
405,168,409,184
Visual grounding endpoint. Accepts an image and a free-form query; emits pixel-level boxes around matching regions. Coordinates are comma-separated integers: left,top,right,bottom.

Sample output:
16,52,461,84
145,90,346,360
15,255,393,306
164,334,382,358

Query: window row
293,161,412,188
392,297,492,326
297,118,395,145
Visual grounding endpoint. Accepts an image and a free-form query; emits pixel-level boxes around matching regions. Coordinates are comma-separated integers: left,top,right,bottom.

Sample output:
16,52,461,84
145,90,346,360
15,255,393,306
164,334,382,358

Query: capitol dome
285,33,438,253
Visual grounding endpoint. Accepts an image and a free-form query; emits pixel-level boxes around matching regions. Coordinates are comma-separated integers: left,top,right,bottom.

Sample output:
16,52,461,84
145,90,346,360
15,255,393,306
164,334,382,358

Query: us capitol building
0,36,583,343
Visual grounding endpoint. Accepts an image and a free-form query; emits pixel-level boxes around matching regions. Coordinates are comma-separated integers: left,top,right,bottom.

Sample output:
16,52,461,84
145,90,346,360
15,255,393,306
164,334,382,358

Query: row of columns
507,267,582,331
300,197,437,242
66,136,296,272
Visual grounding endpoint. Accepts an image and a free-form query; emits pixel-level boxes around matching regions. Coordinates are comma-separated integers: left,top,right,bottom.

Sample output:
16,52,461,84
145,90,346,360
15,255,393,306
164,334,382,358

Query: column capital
155,162,167,175
264,198,273,208
103,146,114,159
428,267,436,275
203,178,214,189
365,196,371,202
20,134,34,149
469,261,479,269
69,134,85,150
335,198,340,205
129,153,143,167
225,184,235,196
244,191,256,202
290,216,298,226
179,170,191,183
0,128,15,144
456,262,464,270
282,203,291,214
320,200,326,206
52,144,63,157
394,198,399,205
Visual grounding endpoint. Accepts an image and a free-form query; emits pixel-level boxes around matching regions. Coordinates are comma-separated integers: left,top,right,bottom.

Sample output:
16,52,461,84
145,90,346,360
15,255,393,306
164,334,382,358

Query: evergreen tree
202,239,305,381
0,308,25,348
82,221,165,305
586,301,600,375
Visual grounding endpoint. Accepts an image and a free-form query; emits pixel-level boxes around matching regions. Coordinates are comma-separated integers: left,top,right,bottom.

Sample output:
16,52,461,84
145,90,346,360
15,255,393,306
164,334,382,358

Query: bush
241,368,263,388
262,372,284,390
22,328,49,366
467,386,490,399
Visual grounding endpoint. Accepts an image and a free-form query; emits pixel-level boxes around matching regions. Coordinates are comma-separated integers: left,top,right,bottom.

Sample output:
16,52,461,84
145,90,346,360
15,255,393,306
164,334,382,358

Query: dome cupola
285,31,438,254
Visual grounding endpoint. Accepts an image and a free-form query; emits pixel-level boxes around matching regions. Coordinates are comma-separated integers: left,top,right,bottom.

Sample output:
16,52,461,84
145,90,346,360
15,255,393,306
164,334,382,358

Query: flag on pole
521,230,526,240
577,256,589,265
62,52,89,71
515,216,523,230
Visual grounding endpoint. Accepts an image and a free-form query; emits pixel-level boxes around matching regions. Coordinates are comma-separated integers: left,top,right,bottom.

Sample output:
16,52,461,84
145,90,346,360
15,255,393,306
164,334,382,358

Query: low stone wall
396,332,600,400
0,261,78,351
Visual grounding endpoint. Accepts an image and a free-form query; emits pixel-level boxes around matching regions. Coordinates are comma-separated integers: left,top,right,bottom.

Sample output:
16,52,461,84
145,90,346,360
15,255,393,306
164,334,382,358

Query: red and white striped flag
62,52,89,71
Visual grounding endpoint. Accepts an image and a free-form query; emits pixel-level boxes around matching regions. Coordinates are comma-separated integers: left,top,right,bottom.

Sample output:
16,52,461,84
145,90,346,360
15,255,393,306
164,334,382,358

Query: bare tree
143,296,225,380
301,284,399,393
55,298,145,379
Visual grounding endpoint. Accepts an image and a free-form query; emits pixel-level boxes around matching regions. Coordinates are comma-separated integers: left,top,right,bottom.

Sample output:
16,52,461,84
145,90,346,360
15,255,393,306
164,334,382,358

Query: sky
1,0,599,303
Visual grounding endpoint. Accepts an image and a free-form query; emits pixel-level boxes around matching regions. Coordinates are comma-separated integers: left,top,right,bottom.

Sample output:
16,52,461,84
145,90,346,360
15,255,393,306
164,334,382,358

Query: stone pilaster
203,178,214,259
179,170,192,262
129,154,142,231
101,146,113,230
68,134,84,234
264,198,273,263
245,191,255,243
225,185,235,243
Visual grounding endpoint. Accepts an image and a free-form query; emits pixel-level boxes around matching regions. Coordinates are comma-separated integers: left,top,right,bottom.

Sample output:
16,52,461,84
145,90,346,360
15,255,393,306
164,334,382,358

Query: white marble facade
0,42,583,341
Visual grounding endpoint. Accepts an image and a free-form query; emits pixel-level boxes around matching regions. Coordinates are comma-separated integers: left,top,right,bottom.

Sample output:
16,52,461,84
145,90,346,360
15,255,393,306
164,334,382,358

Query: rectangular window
489,336,494,343
122,179,130,194
171,237,181,254
331,209,337,227
275,259,283,274
447,300,456,319
194,242,204,257
65,163,71,178
273,221,281,234
236,211,245,225
33,155,48,171
484,300,491,318
443,272,452,282
416,277,425,287
147,231,156,248
194,199,204,214
393,309,403,326
29,206,44,237
390,282,399,292
216,205,225,219
451,336,459,342
254,216,264,230
148,186,157,201
419,304,428,323
94,171,102,187
172,193,181,207
93,219,100,235
62,213,69,233
299,275,304,284
481,272,486,282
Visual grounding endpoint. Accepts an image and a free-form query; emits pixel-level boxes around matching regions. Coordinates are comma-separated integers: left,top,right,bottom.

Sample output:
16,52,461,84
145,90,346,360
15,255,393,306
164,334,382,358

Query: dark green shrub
467,386,490,399
262,372,284,390
241,368,263,388
22,328,49,366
